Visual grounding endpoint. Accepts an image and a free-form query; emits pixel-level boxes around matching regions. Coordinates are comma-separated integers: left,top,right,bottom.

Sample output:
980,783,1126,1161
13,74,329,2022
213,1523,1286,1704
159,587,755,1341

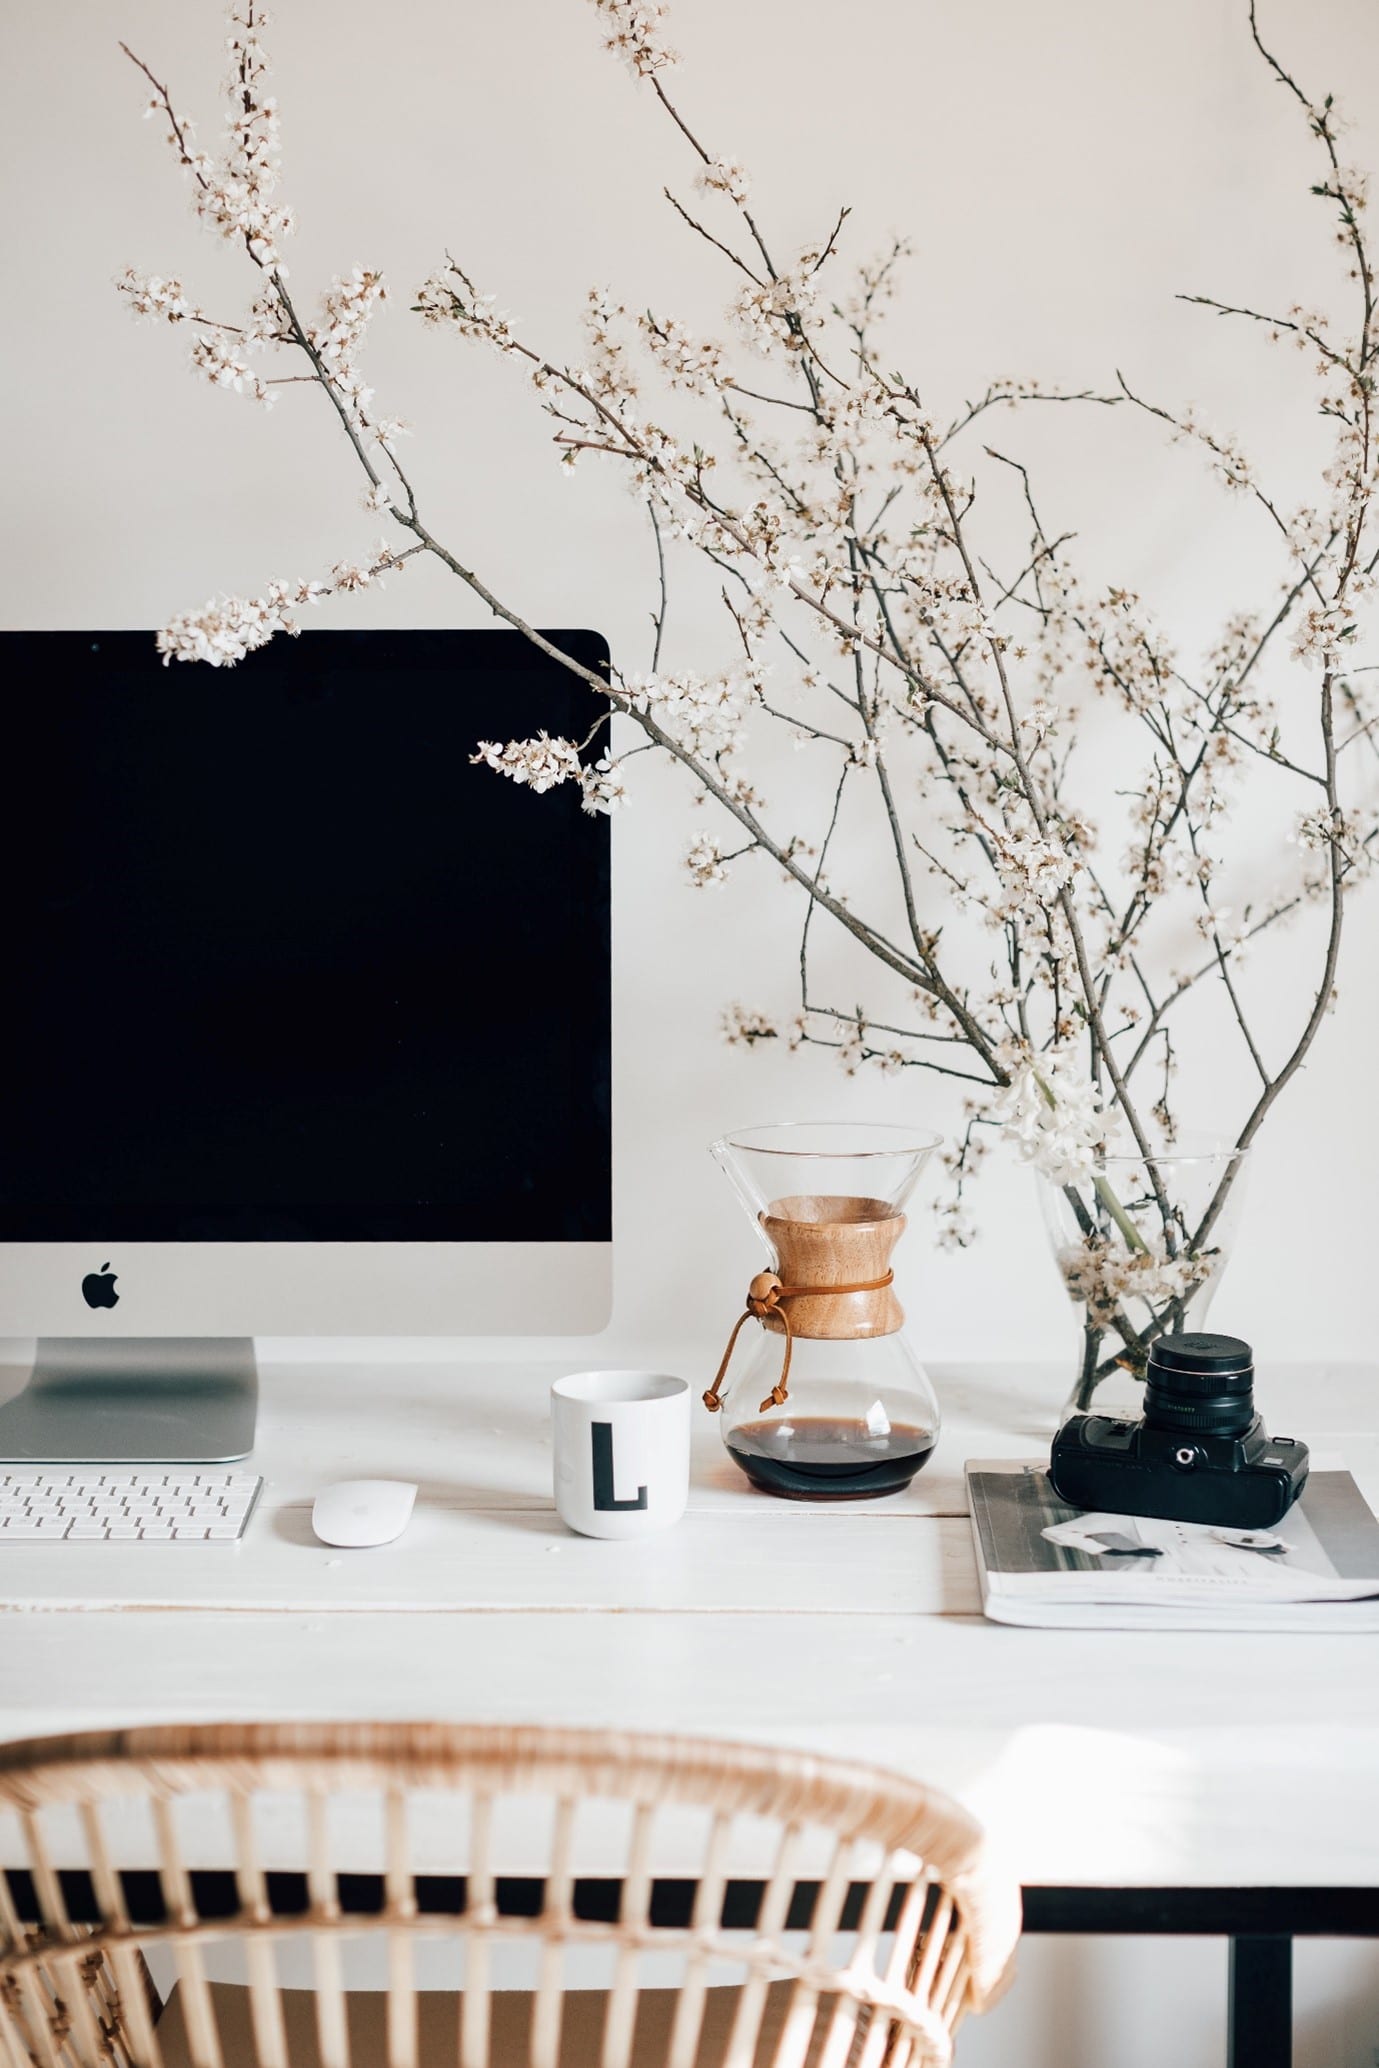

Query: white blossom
639,313,724,393
989,826,1081,919
684,829,728,887
935,1205,976,1251
1334,163,1370,212
243,290,288,349
722,1003,778,1046
731,259,824,355
1059,1236,1215,1325
116,269,197,324
834,1018,866,1075
587,0,678,77
189,329,272,402
995,1056,1110,1187
1194,904,1233,942
1019,697,1060,743
471,732,582,795
306,267,387,425
158,576,321,667
578,754,628,815
415,270,516,347
156,549,400,667
1294,805,1342,851
1291,601,1358,668
621,667,754,756
699,159,750,205
140,7,297,269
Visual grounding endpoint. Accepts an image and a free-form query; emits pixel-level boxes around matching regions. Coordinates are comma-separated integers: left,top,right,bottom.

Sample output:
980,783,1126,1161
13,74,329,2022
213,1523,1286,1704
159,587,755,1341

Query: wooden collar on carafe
703,1268,897,1415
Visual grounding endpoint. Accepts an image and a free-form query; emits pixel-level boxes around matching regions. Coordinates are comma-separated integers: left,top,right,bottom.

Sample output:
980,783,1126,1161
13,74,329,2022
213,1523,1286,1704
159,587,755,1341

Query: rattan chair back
0,1722,1018,2068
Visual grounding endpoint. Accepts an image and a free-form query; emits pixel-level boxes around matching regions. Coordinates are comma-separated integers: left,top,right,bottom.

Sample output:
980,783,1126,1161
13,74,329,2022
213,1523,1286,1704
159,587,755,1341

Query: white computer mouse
311,1479,417,1548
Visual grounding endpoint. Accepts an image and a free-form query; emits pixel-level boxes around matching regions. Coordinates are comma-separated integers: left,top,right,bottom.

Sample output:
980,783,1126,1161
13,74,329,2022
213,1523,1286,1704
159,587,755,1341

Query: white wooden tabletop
2,1354,1377,1891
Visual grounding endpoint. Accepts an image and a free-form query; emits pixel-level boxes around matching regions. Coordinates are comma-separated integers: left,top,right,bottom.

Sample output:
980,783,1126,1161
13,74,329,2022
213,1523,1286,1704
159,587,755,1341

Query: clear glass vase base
1039,1143,1249,1421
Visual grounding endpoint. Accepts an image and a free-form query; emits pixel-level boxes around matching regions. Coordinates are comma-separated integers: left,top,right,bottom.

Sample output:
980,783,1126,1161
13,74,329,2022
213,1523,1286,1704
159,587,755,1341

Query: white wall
7,0,1379,1376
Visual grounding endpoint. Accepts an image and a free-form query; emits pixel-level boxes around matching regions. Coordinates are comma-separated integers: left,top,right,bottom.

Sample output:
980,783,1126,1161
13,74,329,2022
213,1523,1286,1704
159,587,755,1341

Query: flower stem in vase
1041,1145,1249,1420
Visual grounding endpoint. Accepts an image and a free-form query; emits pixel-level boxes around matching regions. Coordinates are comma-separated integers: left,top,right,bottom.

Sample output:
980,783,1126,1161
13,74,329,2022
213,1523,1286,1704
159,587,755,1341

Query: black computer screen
0,629,612,1241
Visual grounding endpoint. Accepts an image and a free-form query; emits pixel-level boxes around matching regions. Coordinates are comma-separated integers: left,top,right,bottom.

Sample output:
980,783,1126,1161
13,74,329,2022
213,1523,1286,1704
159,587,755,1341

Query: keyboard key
0,1469,261,1541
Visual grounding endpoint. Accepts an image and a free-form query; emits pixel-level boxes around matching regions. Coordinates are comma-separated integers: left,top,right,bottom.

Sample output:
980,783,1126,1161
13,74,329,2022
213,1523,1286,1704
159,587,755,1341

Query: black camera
1048,1331,1309,1528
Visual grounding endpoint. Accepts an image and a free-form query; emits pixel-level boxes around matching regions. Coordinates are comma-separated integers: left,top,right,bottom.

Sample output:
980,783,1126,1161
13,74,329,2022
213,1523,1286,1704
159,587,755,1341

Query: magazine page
966,1461,1379,1609
962,1590,1379,1633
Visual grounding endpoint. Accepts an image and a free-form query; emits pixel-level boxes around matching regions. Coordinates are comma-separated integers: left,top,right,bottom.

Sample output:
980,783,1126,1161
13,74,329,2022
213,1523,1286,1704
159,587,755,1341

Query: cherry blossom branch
1177,293,1354,376
116,0,1379,1363
917,421,1174,1206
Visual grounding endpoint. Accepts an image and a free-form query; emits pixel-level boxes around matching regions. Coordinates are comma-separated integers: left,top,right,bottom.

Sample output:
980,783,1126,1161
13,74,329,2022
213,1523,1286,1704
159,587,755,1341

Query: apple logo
81,1263,119,1311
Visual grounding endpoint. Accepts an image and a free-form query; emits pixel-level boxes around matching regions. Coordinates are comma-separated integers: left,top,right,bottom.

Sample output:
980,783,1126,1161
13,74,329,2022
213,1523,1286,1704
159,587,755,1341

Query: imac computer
0,629,612,1461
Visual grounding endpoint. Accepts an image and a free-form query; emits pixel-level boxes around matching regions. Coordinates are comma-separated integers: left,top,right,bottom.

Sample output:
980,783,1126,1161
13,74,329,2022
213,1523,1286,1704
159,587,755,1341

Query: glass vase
1039,1140,1249,1420
706,1122,942,1500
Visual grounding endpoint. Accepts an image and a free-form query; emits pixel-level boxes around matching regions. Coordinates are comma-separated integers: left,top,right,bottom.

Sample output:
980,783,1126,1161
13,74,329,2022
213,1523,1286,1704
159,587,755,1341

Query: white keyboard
0,1468,262,1542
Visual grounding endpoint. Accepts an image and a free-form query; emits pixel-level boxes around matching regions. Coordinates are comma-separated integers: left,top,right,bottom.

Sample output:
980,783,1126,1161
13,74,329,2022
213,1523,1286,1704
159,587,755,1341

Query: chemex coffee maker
704,1123,942,1501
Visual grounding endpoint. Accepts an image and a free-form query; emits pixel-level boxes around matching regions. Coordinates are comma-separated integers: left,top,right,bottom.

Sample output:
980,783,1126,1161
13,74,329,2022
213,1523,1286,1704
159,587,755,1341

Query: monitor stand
0,1340,258,1462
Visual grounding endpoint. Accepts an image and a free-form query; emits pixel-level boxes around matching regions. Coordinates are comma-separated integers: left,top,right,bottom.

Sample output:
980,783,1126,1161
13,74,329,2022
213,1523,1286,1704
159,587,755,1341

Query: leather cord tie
703,1268,896,1415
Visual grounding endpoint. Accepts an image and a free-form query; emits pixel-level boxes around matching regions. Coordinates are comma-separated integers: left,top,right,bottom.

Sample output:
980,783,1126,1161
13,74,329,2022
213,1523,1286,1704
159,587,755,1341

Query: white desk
1,1356,1377,1904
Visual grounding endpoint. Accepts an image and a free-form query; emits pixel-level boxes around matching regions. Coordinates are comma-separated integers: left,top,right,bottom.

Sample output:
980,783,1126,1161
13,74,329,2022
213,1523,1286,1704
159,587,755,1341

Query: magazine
965,1458,1379,1631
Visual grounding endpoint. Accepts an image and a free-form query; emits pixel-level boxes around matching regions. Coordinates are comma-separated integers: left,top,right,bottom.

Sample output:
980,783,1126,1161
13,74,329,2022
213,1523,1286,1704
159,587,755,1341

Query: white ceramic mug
551,1370,691,1539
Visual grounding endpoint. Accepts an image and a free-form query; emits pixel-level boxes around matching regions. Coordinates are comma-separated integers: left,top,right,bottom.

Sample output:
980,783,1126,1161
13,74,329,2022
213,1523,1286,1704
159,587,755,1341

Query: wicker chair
0,1722,1018,2068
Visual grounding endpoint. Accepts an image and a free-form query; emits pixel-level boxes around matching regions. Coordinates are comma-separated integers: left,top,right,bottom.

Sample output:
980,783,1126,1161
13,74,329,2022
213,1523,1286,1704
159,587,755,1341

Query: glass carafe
706,1122,943,1500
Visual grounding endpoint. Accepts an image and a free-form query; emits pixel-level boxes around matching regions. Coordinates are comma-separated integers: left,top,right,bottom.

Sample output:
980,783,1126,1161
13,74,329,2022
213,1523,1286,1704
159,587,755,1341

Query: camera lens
1143,1331,1255,1439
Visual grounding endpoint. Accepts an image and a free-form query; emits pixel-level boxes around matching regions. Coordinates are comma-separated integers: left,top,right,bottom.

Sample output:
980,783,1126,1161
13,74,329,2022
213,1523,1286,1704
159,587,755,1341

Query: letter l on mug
551,1370,690,1538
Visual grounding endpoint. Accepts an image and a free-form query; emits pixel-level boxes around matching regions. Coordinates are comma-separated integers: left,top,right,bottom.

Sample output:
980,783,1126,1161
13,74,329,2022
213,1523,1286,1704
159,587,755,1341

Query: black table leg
1228,1936,1292,2068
